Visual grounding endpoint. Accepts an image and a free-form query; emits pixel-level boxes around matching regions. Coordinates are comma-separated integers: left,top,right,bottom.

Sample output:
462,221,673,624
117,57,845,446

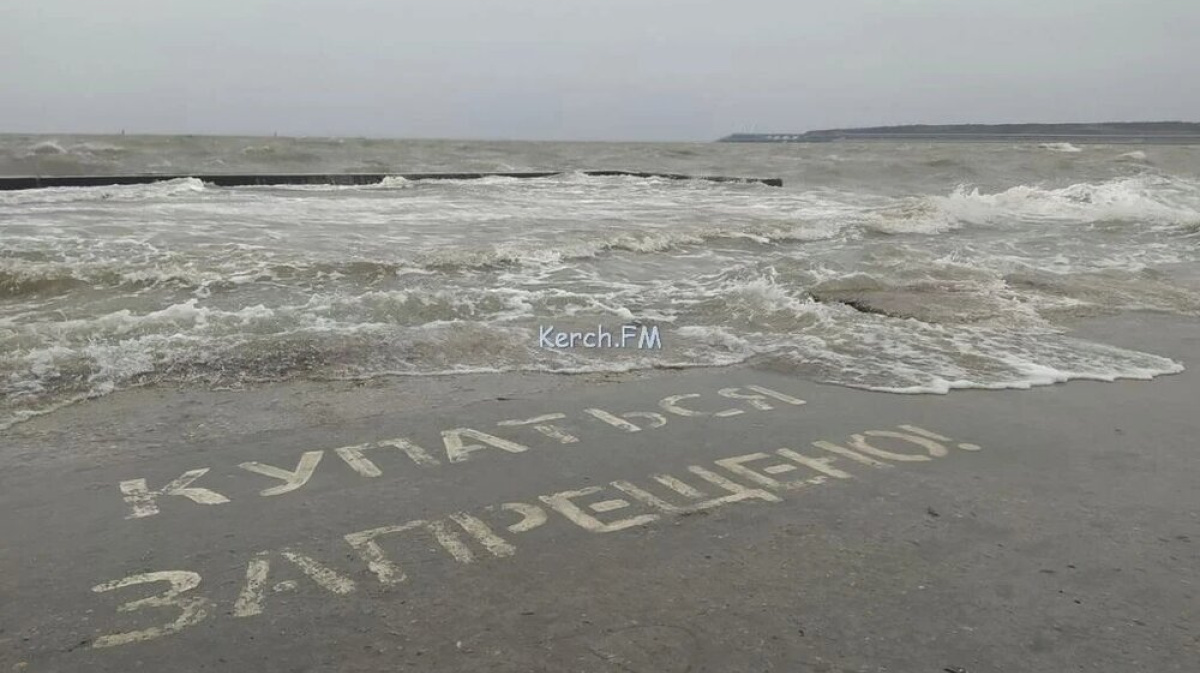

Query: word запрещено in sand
84,383,986,650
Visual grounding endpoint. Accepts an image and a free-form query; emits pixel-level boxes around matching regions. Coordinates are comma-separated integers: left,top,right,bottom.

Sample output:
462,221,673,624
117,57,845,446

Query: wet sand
2,313,1198,672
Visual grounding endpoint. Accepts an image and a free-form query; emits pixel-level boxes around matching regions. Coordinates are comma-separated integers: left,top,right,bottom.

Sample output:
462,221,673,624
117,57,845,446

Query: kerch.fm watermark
538,324,663,350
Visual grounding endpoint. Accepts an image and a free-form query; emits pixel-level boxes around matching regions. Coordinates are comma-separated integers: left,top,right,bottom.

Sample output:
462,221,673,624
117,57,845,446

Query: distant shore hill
719,122,1200,143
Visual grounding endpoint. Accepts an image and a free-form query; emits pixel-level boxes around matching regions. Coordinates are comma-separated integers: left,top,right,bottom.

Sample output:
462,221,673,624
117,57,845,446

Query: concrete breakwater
0,170,783,191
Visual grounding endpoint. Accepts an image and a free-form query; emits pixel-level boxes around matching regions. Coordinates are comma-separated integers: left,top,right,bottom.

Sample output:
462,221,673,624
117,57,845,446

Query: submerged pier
0,170,783,191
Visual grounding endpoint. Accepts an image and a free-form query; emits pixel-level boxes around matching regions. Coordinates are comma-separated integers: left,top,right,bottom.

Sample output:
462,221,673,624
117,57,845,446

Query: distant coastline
719,122,1200,144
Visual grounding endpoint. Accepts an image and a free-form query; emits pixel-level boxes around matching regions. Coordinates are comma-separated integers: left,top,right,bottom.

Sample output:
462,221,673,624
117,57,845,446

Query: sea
2,135,1199,430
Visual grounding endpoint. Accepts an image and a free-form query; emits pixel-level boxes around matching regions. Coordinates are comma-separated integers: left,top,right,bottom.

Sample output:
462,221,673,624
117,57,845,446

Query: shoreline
4,311,1195,475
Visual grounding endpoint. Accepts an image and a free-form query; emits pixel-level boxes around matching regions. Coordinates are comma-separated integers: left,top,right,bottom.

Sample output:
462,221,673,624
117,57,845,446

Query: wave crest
869,176,1200,233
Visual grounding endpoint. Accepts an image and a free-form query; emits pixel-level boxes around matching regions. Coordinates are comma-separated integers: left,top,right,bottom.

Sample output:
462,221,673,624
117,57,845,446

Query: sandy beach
2,311,1197,672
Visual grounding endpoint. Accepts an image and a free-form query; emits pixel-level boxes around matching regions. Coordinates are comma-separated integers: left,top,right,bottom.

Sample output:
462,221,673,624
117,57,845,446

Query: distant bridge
719,127,1200,144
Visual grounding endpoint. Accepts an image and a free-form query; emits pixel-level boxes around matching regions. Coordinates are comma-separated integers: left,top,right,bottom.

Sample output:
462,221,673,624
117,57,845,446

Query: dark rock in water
809,287,1007,323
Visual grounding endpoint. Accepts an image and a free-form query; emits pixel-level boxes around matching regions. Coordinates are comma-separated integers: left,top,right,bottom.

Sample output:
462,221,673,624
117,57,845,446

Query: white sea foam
1039,142,1083,153
0,177,207,205
769,308,1184,394
2,152,1198,430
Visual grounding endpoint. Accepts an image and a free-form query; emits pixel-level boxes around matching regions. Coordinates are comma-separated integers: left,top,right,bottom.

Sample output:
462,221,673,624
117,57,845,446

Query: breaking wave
2,143,1198,429
1117,150,1149,162
28,141,67,156
869,176,1200,233
1039,142,1083,153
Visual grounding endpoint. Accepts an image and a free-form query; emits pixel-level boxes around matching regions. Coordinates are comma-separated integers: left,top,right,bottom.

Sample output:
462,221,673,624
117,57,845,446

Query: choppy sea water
2,135,1199,429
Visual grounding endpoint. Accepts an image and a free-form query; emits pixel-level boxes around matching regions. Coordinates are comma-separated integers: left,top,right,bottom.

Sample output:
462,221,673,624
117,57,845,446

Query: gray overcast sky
2,0,1197,141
